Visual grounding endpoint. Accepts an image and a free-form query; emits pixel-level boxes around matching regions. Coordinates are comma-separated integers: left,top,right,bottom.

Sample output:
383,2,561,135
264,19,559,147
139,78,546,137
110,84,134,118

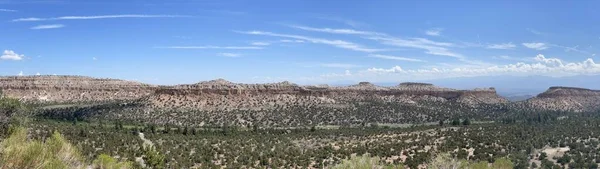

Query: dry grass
0,127,131,169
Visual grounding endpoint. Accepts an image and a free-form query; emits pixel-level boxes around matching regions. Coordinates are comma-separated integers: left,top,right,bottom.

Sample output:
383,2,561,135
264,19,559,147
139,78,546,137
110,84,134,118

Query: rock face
525,87,600,112
0,76,156,103
0,76,509,108
149,80,507,110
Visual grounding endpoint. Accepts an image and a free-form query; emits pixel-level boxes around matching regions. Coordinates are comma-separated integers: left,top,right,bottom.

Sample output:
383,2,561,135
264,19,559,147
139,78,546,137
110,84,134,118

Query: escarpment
149,80,508,110
0,75,156,103
525,87,600,112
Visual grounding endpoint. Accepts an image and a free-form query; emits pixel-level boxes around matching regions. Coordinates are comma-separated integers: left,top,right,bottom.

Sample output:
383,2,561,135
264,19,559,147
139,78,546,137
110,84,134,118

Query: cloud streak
237,31,384,52
487,43,516,49
13,14,189,22
368,54,425,62
522,42,548,50
0,9,17,12
30,24,65,29
288,25,463,60
320,63,362,68
289,25,383,36
160,46,262,49
425,28,443,36
218,53,242,57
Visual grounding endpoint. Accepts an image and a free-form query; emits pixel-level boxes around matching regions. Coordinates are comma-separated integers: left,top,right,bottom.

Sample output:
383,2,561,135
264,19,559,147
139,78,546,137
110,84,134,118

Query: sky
1,0,600,85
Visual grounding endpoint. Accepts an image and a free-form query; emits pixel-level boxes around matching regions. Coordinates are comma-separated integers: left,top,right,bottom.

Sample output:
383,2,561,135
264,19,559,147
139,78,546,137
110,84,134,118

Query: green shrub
0,127,83,169
92,154,132,169
331,154,405,169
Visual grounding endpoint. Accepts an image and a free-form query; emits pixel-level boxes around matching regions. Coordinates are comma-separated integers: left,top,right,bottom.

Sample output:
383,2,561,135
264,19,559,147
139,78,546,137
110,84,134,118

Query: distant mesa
398,82,434,87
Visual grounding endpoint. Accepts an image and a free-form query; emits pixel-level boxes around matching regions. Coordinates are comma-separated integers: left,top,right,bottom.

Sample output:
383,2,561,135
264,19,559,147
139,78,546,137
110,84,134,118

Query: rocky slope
149,80,507,111
0,76,156,103
525,87,600,112
5,75,600,127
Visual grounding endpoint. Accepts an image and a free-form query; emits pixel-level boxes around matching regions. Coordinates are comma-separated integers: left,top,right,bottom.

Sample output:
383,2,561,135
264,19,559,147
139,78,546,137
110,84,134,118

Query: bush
0,127,83,168
1,127,132,169
331,154,405,169
92,154,132,169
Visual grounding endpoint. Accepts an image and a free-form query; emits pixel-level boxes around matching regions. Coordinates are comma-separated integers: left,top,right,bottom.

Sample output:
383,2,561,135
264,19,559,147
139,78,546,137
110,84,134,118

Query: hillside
524,87,600,112
2,75,600,127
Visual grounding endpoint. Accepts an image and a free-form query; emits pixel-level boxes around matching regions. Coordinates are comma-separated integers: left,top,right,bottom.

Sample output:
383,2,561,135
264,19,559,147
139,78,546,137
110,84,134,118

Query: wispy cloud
522,42,548,50
280,39,305,43
281,25,463,59
1,50,24,61
320,63,362,68
526,28,546,35
30,24,64,30
369,36,463,58
0,8,17,12
13,14,188,22
250,42,270,46
289,25,383,36
425,28,443,36
550,44,594,55
493,55,530,62
160,46,262,49
487,42,516,49
218,53,242,57
368,54,425,62
237,31,385,52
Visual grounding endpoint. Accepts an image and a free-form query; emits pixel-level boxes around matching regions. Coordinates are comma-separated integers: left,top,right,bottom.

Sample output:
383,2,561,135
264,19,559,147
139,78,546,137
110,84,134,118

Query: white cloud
218,53,242,57
320,63,362,68
92,57,97,60
280,25,463,59
30,24,65,30
13,14,188,22
17,71,23,76
161,46,262,50
250,42,270,46
368,54,425,62
487,43,516,49
280,39,305,43
0,9,17,12
425,28,443,36
36,72,41,75
369,36,463,59
290,25,383,36
494,55,530,62
367,66,404,73
522,42,548,50
312,54,600,83
1,50,24,61
238,31,384,52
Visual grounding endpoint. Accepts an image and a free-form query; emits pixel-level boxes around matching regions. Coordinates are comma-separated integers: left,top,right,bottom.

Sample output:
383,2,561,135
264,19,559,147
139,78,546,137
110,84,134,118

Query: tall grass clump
0,127,131,169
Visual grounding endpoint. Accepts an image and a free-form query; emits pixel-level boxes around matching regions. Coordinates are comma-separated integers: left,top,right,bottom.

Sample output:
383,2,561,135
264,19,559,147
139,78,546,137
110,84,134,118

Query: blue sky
1,0,599,85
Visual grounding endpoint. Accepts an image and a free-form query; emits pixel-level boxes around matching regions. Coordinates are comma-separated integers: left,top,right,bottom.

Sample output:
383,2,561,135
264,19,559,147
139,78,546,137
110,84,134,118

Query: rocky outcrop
0,76,509,109
149,80,508,110
0,75,156,103
525,87,600,112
